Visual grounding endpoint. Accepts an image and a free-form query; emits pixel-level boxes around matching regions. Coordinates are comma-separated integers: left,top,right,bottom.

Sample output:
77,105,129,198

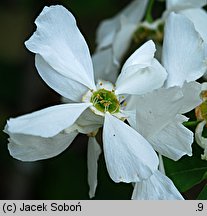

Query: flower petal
6,130,78,161
35,54,88,102
115,41,167,95
112,17,137,64
87,137,101,198
167,0,207,10
75,109,103,134
128,86,184,138
195,120,207,160
148,114,193,161
103,113,159,183
6,103,90,138
132,170,184,200
179,81,202,113
92,48,119,84
181,8,207,42
127,82,200,139
25,5,95,90
117,40,156,74
162,12,206,87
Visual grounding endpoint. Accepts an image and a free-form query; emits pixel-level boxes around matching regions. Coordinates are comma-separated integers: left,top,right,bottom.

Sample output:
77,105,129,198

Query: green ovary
200,101,207,121
91,89,120,113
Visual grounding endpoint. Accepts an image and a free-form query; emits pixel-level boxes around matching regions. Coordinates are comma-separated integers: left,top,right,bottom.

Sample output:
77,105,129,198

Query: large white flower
5,5,167,189
89,12,199,199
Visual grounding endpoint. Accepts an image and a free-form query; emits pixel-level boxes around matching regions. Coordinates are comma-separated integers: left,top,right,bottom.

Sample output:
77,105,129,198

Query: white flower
92,0,149,82
88,12,197,199
127,12,205,161
125,11,206,200
4,5,167,190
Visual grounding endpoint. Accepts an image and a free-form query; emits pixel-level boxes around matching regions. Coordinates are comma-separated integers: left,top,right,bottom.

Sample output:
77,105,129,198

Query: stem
145,0,155,23
183,120,201,127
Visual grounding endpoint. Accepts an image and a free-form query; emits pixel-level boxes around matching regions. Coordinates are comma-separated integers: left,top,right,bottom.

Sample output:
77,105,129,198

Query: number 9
198,203,203,211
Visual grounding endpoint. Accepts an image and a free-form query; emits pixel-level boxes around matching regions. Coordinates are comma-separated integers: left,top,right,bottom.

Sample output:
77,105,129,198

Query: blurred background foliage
1,0,206,200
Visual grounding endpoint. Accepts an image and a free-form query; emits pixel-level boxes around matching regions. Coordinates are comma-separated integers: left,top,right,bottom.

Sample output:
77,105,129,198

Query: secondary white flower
127,12,204,162
195,83,207,160
93,0,149,82
124,11,206,200
5,5,167,189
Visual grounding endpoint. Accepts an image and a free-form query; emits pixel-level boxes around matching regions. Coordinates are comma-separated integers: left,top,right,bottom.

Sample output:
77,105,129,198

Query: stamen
90,88,120,114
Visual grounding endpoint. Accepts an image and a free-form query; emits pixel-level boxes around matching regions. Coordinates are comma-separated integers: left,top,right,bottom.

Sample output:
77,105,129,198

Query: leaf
163,143,207,192
197,184,207,200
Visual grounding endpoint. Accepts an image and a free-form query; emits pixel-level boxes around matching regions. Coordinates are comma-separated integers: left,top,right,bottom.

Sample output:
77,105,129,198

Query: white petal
87,137,102,198
195,121,207,150
96,0,148,49
163,12,206,87
92,48,119,84
35,54,88,102
6,130,78,161
25,5,95,90
96,80,115,91
116,41,167,95
123,109,137,129
179,81,202,113
75,109,104,134
148,114,193,161
103,113,159,183
128,82,200,138
112,16,137,63
7,103,90,138
132,170,184,200
158,154,166,175
195,121,207,160
181,8,207,42
129,86,184,138
167,0,207,10
118,40,156,74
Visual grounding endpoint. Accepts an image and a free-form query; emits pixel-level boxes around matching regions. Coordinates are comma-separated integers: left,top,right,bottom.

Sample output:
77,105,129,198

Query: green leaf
163,143,207,192
197,184,207,200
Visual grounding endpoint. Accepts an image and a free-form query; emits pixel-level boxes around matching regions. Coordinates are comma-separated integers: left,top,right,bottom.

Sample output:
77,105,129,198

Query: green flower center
90,89,120,113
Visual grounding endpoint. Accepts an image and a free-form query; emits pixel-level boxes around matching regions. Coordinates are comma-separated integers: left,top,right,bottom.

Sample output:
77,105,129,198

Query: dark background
0,0,142,199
